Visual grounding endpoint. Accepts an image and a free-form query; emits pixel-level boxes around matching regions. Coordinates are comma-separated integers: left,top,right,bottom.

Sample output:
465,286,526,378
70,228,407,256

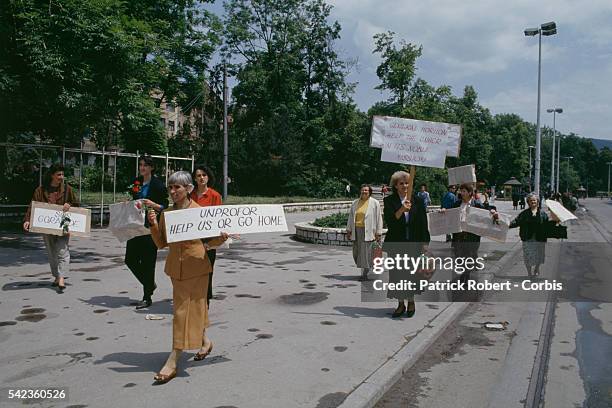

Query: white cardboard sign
427,208,463,236
448,164,477,186
163,204,288,243
461,207,510,242
29,202,90,237
545,200,578,223
371,116,462,163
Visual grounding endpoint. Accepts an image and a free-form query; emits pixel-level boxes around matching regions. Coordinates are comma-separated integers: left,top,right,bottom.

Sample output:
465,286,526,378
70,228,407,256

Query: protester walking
383,171,430,318
449,183,498,285
509,193,558,276
191,165,223,307
148,171,229,384
23,164,79,292
124,155,168,310
512,190,520,210
346,184,383,281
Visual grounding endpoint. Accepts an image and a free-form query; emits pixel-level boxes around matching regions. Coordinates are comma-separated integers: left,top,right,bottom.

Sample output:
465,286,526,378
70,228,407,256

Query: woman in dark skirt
509,193,558,276
383,171,430,318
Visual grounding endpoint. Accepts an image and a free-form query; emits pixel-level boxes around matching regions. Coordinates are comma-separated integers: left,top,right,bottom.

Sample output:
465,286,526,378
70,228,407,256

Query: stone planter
294,222,387,246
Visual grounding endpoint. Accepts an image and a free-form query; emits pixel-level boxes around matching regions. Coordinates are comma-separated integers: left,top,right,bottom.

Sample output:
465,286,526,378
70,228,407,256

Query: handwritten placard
163,204,288,243
461,207,510,242
371,116,462,164
427,208,462,236
448,164,476,186
29,202,91,237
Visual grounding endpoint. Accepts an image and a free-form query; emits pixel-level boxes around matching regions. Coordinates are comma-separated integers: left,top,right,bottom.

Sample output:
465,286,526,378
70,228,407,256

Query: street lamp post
547,107,562,193
222,62,229,200
608,162,612,199
556,133,561,193
562,156,574,193
528,145,535,192
525,21,557,198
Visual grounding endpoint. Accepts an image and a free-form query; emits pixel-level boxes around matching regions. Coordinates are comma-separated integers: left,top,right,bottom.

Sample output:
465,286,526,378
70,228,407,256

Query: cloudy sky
209,1,612,140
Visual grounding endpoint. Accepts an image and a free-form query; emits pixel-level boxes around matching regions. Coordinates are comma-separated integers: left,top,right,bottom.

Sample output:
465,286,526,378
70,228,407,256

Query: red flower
132,187,139,193
134,180,141,185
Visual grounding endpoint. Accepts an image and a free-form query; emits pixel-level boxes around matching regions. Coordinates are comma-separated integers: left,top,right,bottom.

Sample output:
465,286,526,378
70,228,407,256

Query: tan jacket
346,197,383,242
24,184,79,223
150,200,225,281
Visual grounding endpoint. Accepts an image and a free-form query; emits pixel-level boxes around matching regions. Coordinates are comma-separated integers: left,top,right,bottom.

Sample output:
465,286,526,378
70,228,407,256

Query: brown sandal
194,341,213,361
153,369,177,385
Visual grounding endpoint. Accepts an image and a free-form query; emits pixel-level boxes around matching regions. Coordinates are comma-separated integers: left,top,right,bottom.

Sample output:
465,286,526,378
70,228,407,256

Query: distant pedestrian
345,184,351,197
519,192,526,209
417,183,431,207
512,190,520,210
191,165,222,308
23,164,79,292
346,184,383,281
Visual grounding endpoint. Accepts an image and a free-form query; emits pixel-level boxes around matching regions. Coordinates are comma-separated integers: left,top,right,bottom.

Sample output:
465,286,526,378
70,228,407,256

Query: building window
160,118,166,128
166,102,175,112
168,120,175,132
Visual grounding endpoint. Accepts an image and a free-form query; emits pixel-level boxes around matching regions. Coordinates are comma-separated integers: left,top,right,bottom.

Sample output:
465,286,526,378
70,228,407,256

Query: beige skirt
171,274,210,350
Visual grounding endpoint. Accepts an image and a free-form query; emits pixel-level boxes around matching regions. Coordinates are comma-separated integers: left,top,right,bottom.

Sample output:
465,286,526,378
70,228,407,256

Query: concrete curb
337,243,522,408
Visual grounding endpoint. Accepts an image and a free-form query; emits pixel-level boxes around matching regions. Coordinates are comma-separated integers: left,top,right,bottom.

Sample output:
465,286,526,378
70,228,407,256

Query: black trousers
125,235,158,299
207,249,216,306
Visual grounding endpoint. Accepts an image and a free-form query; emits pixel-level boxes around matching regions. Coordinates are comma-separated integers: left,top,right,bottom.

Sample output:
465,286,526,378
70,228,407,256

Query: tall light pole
562,156,574,193
525,21,557,197
528,145,535,192
222,62,229,200
556,133,561,193
547,107,562,193
608,162,612,199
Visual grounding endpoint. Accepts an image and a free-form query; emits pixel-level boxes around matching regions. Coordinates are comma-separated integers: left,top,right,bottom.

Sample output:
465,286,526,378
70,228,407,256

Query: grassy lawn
77,192,349,206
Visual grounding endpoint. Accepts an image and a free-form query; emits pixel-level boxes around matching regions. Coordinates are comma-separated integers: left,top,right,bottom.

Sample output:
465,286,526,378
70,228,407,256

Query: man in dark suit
125,155,169,309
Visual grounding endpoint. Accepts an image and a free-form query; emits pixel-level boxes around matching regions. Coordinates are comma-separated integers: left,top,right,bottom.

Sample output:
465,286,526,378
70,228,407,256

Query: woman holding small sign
383,171,430,318
346,184,383,281
191,165,222,307
148,171,229,384
23,164,78,291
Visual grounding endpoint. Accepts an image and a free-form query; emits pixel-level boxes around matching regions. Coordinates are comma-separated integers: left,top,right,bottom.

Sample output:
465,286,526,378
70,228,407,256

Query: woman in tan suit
148,171,228,384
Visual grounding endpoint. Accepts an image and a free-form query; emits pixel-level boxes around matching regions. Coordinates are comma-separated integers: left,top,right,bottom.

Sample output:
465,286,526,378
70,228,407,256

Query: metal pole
39,150,43,187
223,62,229,200
79,141,83,204
100,147,105,227
62,147,66,166
191,155,195,172
565,157,570,193
556,136,561,193
534,31,542,197
528,146,533,192
165,152,169,186
113,150,117,203
606,163,611,198
550,112,556,193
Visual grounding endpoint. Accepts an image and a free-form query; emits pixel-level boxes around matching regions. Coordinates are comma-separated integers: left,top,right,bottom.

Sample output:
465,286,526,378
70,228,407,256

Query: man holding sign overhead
23,164,79,292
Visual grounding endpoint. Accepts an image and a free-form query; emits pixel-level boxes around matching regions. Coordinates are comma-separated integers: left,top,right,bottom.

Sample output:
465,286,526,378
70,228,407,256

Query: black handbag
546,224,567,239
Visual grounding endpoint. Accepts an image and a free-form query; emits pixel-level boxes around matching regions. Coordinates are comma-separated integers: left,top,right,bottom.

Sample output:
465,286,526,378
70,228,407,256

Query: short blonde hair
389,171,410,192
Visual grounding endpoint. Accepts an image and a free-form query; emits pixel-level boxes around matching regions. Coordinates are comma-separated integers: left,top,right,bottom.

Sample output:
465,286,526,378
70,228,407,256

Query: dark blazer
132,175,169,228
383,192,430,244
509,209,554,242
